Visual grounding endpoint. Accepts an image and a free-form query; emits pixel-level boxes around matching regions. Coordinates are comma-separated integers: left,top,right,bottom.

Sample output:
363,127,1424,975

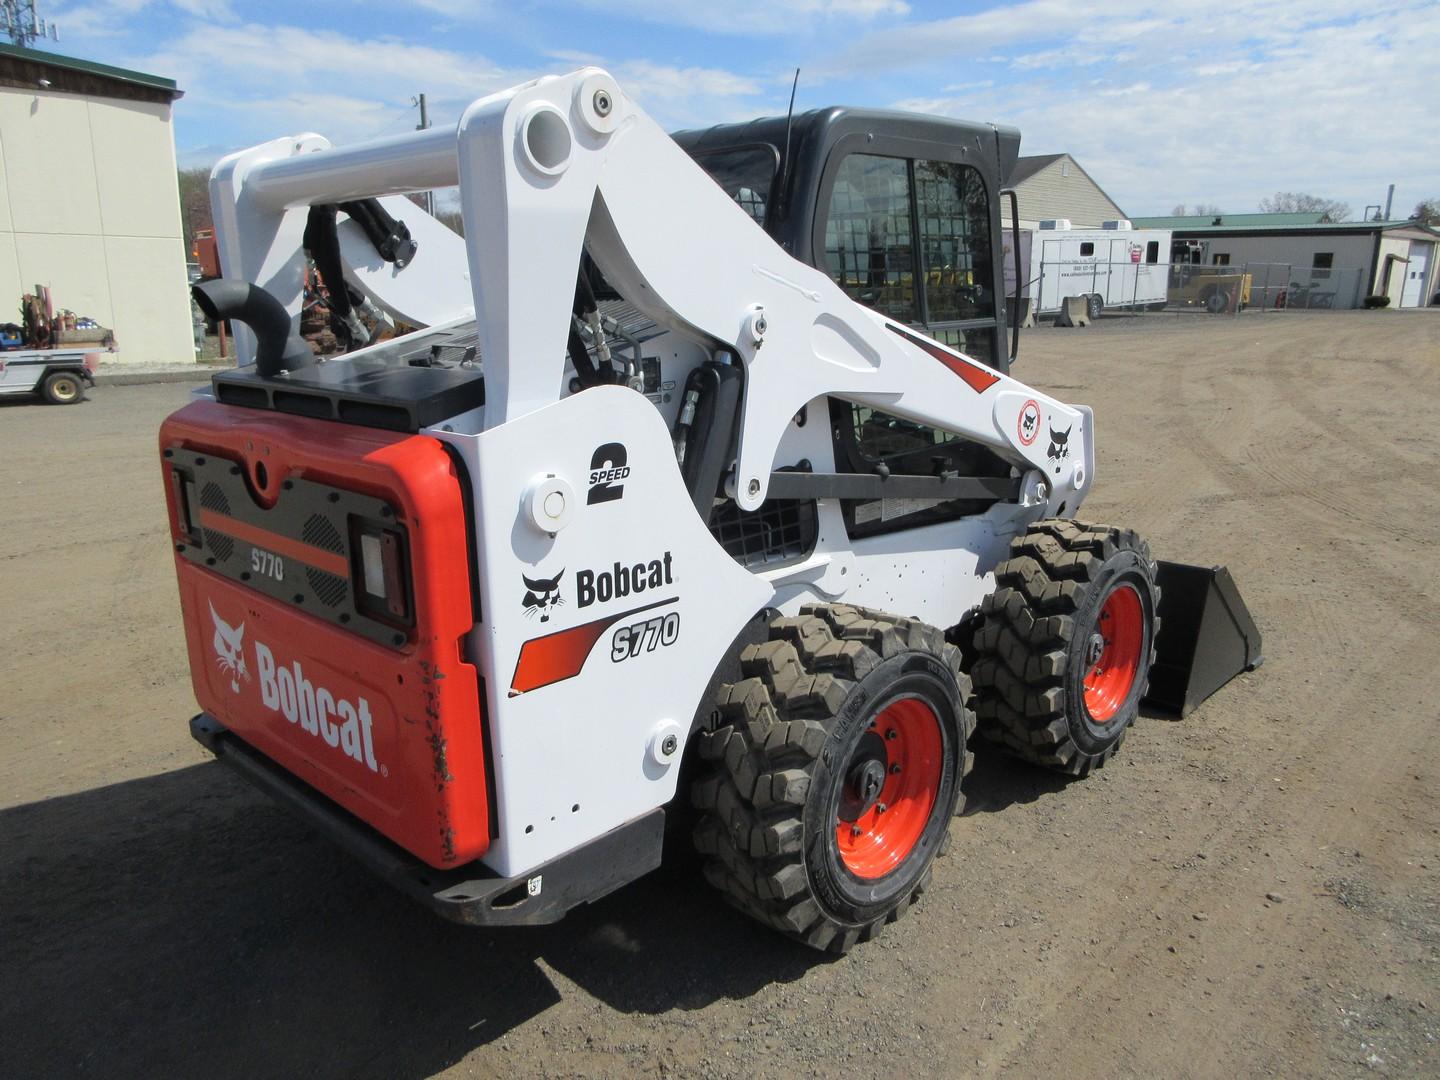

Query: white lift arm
208,68,1091,512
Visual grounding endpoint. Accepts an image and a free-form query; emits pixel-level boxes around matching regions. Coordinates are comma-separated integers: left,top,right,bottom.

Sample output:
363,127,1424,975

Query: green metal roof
1132,217,1431,236
0,42,180,97
1132,212,1331,229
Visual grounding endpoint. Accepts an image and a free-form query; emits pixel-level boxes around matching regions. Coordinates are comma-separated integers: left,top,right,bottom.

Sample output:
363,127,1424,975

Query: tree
1257,191,1351,222
1170,203,1224,217
176,167,213,255
1412,199,1440,226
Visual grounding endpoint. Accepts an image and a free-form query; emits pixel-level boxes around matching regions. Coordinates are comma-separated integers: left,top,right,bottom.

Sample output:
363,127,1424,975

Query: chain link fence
1163,263,1367,314
1240,263,1367,311
1010,257,1374,322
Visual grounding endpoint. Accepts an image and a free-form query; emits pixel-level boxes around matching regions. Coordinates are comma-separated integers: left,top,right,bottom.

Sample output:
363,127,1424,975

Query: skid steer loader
164,69,1260,953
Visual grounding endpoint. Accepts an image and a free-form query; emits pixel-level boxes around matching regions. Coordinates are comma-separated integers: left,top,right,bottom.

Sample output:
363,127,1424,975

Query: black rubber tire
970,520,1159,776
41,369,85,405
1086,294,1104,320
691,603,971,954
1205,290,1229,314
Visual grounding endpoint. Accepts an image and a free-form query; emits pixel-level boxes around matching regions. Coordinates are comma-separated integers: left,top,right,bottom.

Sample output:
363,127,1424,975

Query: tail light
168,464,202,544
351,519,412,624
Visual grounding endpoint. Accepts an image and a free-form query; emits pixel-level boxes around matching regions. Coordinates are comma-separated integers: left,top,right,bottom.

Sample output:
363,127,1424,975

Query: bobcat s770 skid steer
165,69,1260,952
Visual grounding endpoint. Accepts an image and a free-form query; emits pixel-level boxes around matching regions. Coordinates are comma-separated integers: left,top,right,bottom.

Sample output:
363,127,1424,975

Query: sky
35,0,1440,220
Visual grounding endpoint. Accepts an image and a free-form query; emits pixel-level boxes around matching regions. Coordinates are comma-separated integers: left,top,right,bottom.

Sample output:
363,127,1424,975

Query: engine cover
161,400,489,869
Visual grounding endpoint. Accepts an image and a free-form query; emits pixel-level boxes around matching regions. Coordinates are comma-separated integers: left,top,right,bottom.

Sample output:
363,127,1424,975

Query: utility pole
414,93,434,216
2,0,60,46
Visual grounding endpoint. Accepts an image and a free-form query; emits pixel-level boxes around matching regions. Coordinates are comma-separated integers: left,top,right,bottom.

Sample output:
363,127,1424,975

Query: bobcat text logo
1047,424,1072,467
255,642,380,772
522,570,565,622
210,602,250,693
577,551,674,608
587,442,629,505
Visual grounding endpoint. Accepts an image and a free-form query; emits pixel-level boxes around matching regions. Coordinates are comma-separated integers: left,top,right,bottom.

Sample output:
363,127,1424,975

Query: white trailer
1004,221,1171,318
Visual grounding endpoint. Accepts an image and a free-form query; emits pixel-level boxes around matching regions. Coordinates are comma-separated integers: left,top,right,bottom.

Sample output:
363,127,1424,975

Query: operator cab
672,108,1021,375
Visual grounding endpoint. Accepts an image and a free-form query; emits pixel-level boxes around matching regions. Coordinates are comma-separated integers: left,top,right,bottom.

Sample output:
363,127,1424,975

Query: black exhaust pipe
191,279,314,377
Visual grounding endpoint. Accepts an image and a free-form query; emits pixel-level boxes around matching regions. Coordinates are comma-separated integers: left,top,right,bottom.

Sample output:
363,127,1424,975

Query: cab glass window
914,159,995,323
693,146,777,226
823,154,917,323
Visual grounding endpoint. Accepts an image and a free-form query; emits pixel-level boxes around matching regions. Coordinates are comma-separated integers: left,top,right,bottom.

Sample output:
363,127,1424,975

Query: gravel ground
2,309,1437,1079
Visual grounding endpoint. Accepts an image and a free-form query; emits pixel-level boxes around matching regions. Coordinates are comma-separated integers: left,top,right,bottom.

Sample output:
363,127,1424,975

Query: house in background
1003,154,1127,228
0,43,193,364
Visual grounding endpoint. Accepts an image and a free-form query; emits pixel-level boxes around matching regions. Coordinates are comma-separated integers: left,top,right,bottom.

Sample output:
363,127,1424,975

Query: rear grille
203,529,235,563
708,498,817,569
199,482,233,561
302,514,344,553
306,567,348,608
200,482,230,514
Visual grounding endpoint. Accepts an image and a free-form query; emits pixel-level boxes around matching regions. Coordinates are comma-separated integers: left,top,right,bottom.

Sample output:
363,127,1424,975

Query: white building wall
0,87,193,365
1374,237,1410,306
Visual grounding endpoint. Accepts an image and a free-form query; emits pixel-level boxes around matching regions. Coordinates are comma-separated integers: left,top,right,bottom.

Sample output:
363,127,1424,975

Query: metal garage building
0,43,193,365
1132,213,1440,310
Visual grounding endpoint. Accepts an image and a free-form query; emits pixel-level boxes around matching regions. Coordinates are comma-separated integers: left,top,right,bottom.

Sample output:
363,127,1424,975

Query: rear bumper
191,713,665,926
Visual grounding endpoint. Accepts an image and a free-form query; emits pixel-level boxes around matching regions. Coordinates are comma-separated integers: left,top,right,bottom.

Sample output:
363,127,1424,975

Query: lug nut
885,729,898,740
890,763,902,774
851,825,863,837
876,802,887,814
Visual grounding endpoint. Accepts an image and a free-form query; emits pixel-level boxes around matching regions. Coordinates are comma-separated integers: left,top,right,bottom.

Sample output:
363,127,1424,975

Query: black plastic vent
204,529,234,562
306,567,348,608
200,482,230,515
302,514,344,553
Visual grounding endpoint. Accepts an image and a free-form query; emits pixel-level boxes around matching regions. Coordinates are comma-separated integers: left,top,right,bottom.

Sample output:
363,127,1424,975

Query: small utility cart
0,347,98,404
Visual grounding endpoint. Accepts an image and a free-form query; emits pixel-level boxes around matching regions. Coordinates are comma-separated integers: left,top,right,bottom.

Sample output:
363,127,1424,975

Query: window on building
1080,241,1095,257
1312,252,1334,269
1146,240,1160,264
1212,253,1231,266
823,154,917,323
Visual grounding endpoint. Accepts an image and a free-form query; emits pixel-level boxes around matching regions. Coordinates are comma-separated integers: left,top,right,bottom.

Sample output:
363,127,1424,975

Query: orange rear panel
161,399,489,868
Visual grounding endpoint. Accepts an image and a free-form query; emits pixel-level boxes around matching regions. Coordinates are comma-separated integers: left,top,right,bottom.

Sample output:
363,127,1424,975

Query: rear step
1144,562,1263,717
192,714,664,926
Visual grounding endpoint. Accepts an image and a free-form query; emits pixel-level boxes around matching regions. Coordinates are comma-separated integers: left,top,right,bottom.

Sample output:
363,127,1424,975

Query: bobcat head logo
522,571,565,623
1022,411,1037,436
1047,424,1072,465
210,602,250,693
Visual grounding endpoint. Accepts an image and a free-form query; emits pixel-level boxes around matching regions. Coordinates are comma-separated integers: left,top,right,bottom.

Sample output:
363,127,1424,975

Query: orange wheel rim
835,697,942,880
1082,583,1144,723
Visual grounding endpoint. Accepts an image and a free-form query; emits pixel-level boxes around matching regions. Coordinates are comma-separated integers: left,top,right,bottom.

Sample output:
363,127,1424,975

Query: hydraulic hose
191,279,315,377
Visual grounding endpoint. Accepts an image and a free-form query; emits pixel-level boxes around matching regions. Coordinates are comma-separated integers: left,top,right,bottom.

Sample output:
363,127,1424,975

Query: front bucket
1144,562,1263,717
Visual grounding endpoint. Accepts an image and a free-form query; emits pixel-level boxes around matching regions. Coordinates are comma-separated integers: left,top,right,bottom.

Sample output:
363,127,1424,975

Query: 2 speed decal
587,442,629,505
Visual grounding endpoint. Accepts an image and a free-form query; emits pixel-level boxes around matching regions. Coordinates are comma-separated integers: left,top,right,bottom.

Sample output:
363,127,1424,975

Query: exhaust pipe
191,280,314,377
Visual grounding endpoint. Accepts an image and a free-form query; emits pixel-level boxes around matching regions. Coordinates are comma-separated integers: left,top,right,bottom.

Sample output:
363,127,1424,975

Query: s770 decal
510,596,677,695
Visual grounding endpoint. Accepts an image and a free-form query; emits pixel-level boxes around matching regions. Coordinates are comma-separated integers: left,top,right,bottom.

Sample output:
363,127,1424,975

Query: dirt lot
3,310,1438,1079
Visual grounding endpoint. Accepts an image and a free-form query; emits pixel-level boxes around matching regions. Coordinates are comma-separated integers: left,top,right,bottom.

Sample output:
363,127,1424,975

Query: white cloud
561,0,909,34
866,2,1440,219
